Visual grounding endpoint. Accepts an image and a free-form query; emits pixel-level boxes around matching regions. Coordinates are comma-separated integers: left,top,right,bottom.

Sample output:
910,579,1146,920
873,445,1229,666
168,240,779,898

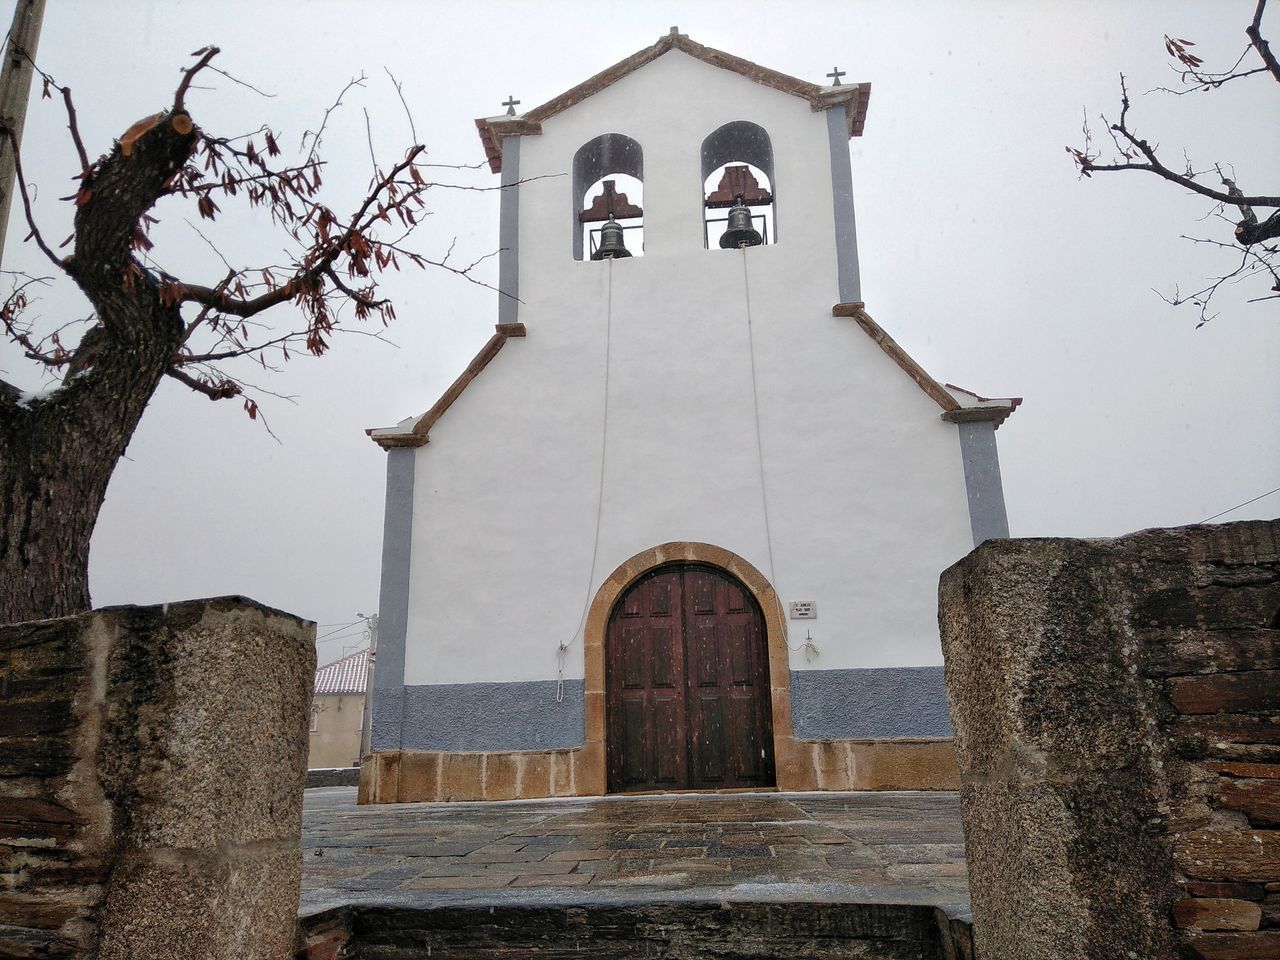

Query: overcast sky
3,1,1276,662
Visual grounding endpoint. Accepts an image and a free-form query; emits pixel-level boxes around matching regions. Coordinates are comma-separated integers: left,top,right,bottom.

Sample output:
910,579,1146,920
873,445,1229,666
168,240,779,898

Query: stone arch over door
579,541,800,794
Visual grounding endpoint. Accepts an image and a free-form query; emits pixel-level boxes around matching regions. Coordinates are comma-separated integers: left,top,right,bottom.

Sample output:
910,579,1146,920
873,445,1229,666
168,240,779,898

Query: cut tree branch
164,364,240,399
59,86,89,175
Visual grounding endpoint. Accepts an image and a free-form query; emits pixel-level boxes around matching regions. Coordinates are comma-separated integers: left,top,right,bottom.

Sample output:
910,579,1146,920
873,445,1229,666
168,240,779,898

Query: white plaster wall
403,51,974,686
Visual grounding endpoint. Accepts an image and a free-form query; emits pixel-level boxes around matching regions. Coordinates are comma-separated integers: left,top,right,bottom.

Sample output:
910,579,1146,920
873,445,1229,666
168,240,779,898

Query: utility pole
357,612,378,762
0,0,47,270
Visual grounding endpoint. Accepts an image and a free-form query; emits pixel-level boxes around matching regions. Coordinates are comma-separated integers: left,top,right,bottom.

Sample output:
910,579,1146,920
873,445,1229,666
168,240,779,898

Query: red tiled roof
476,31,871,174
314,646,371,696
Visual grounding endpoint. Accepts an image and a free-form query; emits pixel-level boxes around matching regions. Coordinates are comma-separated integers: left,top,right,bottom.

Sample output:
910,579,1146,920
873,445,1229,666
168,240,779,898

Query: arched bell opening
701,120,775,249
572,133,644,261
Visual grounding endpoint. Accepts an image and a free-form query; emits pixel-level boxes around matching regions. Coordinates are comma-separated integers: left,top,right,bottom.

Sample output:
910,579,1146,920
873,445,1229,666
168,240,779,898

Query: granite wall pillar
939,521,1280,959
0,597,315,959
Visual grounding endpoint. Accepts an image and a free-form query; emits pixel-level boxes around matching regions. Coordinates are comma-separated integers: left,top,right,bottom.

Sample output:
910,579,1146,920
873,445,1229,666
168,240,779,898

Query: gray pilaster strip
825,107,861,303
371,447,416,751
498,137,521,325
956,420,1010,546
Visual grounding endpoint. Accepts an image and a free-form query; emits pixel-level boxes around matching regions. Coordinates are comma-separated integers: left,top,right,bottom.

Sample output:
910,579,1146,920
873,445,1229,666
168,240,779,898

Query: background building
309,646,370,770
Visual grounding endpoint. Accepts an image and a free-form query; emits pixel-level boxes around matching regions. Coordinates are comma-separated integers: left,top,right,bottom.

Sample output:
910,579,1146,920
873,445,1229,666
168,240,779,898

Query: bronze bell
591,216,632,260
719,197,764,249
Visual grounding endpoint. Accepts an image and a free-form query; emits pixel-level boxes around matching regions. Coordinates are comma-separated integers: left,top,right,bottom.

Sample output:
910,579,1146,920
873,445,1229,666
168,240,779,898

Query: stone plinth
0,597,315,959
939,521,1280,960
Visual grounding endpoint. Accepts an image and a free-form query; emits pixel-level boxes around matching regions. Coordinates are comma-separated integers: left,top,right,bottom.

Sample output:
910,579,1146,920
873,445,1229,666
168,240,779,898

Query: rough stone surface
939,520,1280,960
0,597,314,960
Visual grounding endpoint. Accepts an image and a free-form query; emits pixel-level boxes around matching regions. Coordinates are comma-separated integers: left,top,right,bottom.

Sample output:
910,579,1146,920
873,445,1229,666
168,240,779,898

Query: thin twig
363,107,378,180
384,67,418,145
207,64,276,99
4,129,65,269
300,74,366,166
175,46,222,113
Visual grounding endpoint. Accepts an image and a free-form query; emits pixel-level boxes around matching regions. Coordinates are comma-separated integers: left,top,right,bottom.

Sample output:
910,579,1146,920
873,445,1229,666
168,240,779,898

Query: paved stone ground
300,788,970,922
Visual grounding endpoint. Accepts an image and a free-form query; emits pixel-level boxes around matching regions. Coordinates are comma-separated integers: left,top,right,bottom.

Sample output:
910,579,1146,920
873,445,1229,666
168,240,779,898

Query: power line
1199,483,1280,524
315,620,362,642
316,628,368,646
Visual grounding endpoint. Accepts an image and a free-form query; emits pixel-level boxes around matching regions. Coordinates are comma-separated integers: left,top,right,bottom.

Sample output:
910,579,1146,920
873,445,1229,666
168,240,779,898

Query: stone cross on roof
502,95,520,116
826,66,845,86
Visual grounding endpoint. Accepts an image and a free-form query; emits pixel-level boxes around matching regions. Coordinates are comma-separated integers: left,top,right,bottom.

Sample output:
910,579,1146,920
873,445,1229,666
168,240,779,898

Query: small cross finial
502,95,521,116
826,66,845,86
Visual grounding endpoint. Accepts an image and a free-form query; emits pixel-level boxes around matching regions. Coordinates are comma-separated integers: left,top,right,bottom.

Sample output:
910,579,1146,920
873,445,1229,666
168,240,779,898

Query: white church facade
360,31,1018,803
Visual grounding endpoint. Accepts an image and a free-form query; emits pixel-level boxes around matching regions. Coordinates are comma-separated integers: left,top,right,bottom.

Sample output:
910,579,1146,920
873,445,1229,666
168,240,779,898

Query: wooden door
605,563,775,793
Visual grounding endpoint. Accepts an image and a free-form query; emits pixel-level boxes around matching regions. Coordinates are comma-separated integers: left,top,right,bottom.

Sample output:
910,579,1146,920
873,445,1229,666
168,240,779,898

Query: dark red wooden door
605,564,775,793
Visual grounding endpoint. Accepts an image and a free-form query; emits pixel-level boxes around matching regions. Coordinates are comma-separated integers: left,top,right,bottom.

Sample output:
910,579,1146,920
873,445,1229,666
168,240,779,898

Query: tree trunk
0,327,172,624
0,111,197,624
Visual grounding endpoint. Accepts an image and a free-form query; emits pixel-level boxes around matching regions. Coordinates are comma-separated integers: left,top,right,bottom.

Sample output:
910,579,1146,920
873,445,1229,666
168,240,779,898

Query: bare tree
0,47,487,624
1069,0,1279,324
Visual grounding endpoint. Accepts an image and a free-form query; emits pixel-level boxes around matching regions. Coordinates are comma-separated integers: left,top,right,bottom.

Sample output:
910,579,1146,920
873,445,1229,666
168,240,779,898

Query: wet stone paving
300,788,970,921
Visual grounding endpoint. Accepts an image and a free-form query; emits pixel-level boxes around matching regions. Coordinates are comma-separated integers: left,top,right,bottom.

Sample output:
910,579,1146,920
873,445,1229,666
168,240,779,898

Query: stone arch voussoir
579,541,804,793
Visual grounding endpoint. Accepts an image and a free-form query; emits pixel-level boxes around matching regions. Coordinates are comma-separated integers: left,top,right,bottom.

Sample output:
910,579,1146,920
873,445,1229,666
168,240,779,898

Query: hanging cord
557,256,614,702
739,249,801,650
789,629,821,661
740,249,778,586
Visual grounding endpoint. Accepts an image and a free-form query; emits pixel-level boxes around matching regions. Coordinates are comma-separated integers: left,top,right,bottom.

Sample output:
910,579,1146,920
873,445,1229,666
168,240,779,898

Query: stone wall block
1217,778,1280,827
1168,671,1280,716
1143,629,1280,677
848,740,961,791
519,751,554,799
1131,582,1280,630
1171,716,1280,765
0,597,314,960
1182,930,1280,958
1175,830,1280,882
1173,897,1263,931
1185,881,1267,900
550,749,575,796
439,753,483,801
811,740,852,791
396,750,440,802
483,753,518,801
773,737,818,792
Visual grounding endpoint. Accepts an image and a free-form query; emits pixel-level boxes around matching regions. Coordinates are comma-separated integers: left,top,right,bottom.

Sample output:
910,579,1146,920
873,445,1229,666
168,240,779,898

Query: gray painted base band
790,666,953,740
397,680,585,752
384,668,949,752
